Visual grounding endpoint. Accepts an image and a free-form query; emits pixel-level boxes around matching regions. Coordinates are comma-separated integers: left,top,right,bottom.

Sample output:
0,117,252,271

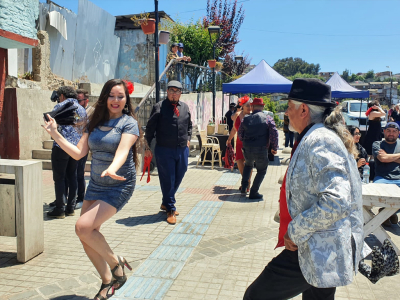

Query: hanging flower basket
208,59,216,68
215,61,223,71
141,18,155,35
159,30,170,44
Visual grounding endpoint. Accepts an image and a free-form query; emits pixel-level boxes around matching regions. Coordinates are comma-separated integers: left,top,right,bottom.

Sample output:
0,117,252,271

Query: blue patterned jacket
52,98,87,148
286,123,369,288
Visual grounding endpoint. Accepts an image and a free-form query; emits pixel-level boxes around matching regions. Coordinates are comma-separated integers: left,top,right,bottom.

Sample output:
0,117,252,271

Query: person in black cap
244,78,367,300
145,80,192,225
224,103,237,132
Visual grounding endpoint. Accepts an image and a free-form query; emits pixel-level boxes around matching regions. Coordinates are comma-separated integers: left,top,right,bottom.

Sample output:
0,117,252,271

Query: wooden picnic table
362,183,400,255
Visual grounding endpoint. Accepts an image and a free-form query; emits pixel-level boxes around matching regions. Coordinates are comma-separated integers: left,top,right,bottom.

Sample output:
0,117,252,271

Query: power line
177,0,250,14
241,28,400,37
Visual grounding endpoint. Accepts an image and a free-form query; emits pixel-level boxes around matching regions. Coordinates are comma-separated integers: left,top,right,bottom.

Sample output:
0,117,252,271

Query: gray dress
85,114,139,211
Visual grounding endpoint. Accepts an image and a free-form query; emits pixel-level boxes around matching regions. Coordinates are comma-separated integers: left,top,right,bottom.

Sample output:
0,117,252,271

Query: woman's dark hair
347,125,360,136
367,100,380,108
88,79,143,169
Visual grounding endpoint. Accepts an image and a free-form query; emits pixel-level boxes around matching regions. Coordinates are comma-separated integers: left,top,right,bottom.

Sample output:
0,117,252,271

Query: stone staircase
32,140,92,171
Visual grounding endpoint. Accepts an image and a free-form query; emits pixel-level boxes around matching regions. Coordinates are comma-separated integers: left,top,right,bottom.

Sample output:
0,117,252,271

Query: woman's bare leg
76,200,123,298
79,201,112,285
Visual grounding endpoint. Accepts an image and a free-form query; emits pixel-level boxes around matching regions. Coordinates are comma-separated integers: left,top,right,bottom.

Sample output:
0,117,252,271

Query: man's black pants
76,154,88,202
244,250,336,300
51,146,78,211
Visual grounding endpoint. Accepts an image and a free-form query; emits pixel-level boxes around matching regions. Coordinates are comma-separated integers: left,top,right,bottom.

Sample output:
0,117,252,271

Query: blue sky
46,0,400,75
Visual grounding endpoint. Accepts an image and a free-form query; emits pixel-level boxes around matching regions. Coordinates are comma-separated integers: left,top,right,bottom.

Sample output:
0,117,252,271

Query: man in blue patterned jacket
47,86,87,219
244,79,368,300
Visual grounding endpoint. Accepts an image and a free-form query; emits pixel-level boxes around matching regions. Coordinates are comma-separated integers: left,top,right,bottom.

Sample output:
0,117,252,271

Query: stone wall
0,0,39,39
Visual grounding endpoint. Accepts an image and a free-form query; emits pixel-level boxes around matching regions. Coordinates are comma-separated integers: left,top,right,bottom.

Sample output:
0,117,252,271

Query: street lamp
387,66,392,105
208,26,221,120
234,55,243,76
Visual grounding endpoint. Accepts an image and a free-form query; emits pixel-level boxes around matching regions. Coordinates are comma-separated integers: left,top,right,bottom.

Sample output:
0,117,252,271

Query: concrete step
32,149,92,161
37,159,91,172
43,140,53,149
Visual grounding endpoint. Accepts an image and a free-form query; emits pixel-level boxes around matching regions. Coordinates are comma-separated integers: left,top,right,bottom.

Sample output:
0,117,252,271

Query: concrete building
114,12,173,86
375,71,392,81
0,0,39,159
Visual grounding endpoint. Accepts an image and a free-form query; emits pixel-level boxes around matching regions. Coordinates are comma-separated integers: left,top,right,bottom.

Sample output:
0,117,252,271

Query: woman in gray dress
43,79,142,300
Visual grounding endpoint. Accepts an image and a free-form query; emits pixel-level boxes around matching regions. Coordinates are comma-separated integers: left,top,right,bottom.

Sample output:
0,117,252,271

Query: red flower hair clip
123,80,134,94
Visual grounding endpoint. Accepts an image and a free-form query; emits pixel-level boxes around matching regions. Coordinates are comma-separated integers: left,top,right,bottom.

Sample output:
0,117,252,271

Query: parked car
340,100,387,132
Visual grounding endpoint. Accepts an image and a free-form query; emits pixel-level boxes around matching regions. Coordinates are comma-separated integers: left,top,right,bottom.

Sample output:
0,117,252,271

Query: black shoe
49,200,56,207
249,193,263,200
47,208,65,219
65,209,75,216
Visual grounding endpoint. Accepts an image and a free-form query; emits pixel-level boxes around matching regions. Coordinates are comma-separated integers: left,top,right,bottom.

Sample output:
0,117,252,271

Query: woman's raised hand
42,114,58,136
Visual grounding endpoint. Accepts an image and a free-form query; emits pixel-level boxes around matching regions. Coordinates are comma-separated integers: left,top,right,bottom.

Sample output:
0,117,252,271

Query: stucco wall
16,89,54,159
180,92,236,130
0,0,39,39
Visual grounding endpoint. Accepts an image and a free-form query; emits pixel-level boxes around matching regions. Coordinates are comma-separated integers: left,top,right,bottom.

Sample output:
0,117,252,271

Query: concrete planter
159,31,170,44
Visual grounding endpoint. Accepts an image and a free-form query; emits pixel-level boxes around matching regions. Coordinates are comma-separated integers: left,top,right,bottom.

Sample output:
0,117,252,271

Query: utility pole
154,0,160,103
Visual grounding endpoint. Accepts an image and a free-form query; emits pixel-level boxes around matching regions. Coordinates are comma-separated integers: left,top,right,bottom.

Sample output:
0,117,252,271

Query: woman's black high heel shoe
111,256,132,292
94,281,114,300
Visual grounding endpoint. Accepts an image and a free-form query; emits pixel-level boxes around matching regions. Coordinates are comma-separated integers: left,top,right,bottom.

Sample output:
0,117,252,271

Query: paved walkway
1,134,400,300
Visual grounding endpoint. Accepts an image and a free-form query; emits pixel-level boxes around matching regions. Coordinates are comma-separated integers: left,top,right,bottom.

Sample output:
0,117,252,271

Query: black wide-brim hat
285,78,335,107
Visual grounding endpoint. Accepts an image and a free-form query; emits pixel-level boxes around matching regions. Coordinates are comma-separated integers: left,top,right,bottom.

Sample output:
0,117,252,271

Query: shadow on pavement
116,212,165,226
50,295,91,300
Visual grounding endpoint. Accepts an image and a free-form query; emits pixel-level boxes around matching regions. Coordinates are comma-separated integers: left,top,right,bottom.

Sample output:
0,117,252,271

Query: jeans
51,146,78,211
284,131,294,148
155,145,189,211
241,146,269,194
373,176,400,187
244,250,336,300
76,154,88,202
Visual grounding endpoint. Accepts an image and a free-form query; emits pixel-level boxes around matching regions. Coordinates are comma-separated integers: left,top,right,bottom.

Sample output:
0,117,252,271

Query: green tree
349,73,358,82
273,57,320,77
260,96,280,125
287,72,325,82
342,69,350,82
170,20,221,90
365,70,374,80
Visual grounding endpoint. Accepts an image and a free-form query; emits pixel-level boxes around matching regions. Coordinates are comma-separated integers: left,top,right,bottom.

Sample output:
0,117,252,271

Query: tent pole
359,98,362,128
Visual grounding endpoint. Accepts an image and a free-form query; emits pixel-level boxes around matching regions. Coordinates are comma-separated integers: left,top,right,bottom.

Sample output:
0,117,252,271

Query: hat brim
282,97,336,107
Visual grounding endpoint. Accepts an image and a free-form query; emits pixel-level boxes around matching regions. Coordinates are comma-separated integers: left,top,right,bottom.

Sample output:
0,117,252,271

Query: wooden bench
0,160,44,262
362,183,400,255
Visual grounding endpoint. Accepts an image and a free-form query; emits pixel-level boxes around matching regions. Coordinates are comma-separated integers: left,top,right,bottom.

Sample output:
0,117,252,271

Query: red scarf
275,140,299,249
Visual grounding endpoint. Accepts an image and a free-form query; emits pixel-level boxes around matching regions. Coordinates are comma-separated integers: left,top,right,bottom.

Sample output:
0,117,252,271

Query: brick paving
1,132,400,299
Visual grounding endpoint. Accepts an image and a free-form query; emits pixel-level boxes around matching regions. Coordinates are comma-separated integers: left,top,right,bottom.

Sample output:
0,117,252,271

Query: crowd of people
41,76,400,300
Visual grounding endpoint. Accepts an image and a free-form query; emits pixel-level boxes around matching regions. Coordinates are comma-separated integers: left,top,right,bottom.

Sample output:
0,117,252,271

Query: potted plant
215,61,223,72
208,59,216,68
131,13,156,35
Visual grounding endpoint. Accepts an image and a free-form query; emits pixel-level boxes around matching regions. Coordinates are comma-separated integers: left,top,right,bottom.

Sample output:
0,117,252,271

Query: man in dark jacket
238,98,278,199
48,86,87,218
225,103,236,132
145,81,192,224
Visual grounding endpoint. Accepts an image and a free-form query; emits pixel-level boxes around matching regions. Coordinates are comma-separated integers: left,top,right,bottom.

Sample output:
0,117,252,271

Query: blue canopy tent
222,60,292,94
326,72,370,130
326,72,369,98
